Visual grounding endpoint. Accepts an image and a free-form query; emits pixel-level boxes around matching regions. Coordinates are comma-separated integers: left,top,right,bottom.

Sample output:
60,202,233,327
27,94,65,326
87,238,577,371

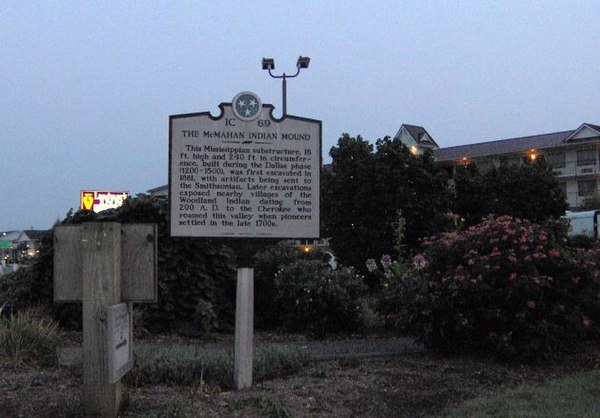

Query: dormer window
420,134,432,144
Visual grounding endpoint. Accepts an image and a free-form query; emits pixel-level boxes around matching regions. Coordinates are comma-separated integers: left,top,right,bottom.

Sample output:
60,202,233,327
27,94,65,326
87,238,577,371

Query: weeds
144,402,187,418
251,396,293,418
0,305,60,367
338,353,362,369
127,343,308,389
254,344,310,381
442,369,600,417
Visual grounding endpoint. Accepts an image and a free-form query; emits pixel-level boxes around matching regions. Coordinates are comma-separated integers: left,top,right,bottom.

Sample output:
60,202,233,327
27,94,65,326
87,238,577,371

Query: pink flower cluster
412,253,428,269
419,216,571,289
365,255,395,279
409,215,600,358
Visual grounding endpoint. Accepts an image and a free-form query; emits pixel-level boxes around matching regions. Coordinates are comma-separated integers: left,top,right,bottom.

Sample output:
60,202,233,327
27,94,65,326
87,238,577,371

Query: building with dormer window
0,229,47,275
397,123,600,209
154,122,600,210
394,124,439,155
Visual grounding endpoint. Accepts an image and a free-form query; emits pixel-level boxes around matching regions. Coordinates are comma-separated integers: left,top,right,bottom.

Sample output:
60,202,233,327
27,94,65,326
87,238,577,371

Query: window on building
577,148,597,166
547,152,566,169
578,179,597,197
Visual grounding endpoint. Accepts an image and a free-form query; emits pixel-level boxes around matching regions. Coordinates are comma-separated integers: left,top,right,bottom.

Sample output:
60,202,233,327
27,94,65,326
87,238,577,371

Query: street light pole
262,56,310,117
282,74,287,117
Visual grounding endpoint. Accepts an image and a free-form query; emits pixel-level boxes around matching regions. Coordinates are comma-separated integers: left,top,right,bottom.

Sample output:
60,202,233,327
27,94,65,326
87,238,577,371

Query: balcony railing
552,165,599,178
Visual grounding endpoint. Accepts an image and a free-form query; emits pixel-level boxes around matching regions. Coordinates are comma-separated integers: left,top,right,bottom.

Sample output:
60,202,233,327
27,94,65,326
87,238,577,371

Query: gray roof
434,123,600,162
147,184,168,193
23,230,48,241
399,124,439,148
586,123,600,132
0,230,48,243
434,130,575,162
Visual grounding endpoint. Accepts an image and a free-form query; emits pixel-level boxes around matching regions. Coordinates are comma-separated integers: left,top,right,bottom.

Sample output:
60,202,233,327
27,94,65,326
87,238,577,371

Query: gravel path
292,336,424,360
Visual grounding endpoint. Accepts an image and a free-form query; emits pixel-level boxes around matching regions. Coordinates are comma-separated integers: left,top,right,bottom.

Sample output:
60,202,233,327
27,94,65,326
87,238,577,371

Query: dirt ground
2,334,599,417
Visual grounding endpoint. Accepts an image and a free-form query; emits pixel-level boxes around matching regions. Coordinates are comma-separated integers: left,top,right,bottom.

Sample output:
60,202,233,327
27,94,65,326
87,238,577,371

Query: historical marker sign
169,92,321,238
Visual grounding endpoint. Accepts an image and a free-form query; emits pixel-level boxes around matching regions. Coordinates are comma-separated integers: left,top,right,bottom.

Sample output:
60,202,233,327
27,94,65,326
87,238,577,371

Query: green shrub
2,194,238,333
0,305,61,367
395,215,600,359
273,260,371,336
253,243,331,329
109,195,237,333
193,298,218,334
0,268,33,310
568,234,596,250
132,306,151,338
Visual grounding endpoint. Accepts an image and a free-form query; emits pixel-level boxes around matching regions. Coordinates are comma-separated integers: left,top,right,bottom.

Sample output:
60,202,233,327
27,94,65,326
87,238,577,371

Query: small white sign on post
106,303,132,384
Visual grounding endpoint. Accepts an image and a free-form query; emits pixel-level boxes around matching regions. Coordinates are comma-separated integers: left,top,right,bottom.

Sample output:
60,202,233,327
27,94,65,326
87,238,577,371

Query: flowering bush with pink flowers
398,215,600,359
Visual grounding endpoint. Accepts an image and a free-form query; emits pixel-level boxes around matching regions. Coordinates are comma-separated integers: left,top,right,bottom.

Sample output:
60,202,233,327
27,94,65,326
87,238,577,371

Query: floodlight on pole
261,56,310,117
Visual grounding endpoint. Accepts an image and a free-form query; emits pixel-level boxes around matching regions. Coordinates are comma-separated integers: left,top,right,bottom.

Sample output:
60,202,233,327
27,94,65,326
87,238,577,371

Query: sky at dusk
2,1,599,231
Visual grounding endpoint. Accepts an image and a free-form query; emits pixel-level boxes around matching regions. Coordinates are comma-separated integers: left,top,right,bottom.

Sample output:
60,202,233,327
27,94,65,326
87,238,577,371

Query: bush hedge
252,243,330,329
1,194,238,333
272,259,372,336
394,215,600,359
2,195,376,336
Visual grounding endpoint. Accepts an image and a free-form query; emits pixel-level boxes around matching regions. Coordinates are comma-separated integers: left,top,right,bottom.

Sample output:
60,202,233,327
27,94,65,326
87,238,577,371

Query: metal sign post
169,92,321,389
233,267,254,389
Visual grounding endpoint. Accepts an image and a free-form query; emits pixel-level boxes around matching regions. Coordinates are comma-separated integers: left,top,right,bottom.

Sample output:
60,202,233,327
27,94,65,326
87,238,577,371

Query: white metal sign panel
106,303,132,383
169,92,321,238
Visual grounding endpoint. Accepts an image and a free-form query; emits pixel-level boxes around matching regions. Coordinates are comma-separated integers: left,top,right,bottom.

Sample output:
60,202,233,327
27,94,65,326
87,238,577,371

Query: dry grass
0,306,60,367
1,334,599,417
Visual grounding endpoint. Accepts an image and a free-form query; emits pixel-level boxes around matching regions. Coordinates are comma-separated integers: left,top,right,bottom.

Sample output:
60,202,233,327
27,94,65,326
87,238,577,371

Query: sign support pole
168,92,322,390
81,222,123,416
234,266,254,389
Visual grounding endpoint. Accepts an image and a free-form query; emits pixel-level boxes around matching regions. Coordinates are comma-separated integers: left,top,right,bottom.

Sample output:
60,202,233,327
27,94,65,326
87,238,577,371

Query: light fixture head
262,58,275,70
296,56,310,69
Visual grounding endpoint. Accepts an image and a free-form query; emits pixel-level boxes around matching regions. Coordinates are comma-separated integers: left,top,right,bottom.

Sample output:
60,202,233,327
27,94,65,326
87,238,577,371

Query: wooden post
54,222,156,416
81,222,123,416
234,267,254,389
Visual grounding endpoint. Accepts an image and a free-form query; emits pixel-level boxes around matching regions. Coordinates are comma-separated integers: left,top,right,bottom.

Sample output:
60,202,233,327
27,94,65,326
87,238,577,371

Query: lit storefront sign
80,190,130,212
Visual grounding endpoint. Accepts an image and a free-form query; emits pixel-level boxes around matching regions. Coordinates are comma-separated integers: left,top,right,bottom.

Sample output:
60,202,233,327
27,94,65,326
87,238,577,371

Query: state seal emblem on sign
232,91,262,121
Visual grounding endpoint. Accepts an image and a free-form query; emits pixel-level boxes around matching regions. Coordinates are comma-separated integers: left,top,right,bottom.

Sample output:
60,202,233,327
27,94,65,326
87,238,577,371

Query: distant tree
453,163,489,226
322,134,452,270
454,161,568,225
372,137,452,251
322,134,376,268
579,192,600,211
